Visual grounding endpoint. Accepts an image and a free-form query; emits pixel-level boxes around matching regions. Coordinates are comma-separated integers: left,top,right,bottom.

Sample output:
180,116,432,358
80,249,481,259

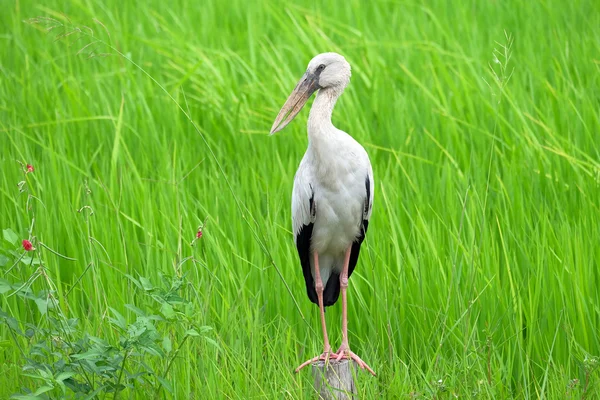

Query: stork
270,52,375,375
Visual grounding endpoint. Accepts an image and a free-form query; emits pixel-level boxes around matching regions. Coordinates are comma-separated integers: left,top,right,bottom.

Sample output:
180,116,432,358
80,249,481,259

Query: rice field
1,0,599,398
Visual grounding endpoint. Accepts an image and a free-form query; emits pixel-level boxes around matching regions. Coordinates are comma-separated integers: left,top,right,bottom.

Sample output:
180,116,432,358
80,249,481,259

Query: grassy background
1,0,600,398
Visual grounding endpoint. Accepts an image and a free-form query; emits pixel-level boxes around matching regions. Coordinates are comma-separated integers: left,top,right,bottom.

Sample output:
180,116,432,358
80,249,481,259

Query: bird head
270,52,351,135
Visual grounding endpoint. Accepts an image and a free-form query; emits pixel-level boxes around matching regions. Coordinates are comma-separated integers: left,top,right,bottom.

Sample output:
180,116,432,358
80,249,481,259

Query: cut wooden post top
311,359,357,400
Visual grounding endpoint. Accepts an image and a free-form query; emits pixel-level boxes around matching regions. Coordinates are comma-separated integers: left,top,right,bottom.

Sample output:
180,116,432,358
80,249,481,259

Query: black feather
322,272,341,307
296,189,317,304
348,174,371,279
296,223,317,304
348,220,368,278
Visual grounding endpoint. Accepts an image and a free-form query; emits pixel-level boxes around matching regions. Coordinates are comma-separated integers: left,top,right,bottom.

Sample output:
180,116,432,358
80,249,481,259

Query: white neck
307,87,341,142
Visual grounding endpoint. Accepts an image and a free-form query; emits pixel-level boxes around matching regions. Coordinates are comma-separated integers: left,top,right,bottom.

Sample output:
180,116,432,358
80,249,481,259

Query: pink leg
295,252,336,372
335,247,376,376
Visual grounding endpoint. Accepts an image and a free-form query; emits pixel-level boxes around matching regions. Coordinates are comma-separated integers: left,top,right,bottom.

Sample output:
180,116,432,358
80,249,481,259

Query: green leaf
0,254,9,267
22,373,46,380
185,329,200,337
3,228,18,245
141,344,163,357
160,303,175,319
11,395,45,400
162,336,172,353
55,371,75,382
34,298,48,315
184,302,194,317
20,256,41,266
0,279,12,294
124,303,146,317
38,369,52,379
4,316,23,335
157,376,174,394
203,337,221,350
88,335,109,346
127,317,151,339
108,307,127,330
83,385,108,400
139,276,154,291
125,274,142,290
146,314,164,322
33,385,54,396
163,293,186,304
198,325,213,334
71,348,105,360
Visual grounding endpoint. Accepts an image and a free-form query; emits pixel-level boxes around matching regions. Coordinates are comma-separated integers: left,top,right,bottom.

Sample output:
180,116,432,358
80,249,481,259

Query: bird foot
334,344,376,376
295,350,338,373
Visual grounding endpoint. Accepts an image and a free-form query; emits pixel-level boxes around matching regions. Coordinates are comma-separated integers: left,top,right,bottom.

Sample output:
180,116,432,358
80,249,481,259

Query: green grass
1,0,600,398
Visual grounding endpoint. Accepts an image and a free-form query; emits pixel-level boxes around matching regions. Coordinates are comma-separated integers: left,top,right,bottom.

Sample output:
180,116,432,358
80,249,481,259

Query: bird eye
316,64,326,73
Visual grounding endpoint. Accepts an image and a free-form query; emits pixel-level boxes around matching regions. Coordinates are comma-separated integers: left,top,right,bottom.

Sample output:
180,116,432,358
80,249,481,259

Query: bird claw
334,345,376,376
295,351,338,373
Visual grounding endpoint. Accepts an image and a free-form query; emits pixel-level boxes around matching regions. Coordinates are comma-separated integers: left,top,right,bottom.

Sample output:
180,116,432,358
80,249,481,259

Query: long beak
270,72,320,135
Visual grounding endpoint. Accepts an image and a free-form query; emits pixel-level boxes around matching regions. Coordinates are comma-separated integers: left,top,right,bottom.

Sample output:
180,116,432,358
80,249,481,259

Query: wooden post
311,359,356,400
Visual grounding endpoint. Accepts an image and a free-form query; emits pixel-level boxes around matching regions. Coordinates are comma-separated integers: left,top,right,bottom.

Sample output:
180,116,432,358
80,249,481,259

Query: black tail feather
322,272,340,307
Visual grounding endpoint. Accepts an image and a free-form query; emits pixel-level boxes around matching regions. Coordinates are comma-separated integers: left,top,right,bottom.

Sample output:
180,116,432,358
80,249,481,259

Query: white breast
296,130,371,259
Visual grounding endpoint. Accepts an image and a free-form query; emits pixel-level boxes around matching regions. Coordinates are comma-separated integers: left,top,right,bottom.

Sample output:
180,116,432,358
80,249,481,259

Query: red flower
196,230,203,239
22,239,34,251
26,164,34,173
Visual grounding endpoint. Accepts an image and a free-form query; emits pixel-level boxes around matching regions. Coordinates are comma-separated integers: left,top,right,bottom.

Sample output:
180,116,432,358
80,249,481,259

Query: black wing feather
348,174,371,278
296,223,317,304
296,190,318,304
